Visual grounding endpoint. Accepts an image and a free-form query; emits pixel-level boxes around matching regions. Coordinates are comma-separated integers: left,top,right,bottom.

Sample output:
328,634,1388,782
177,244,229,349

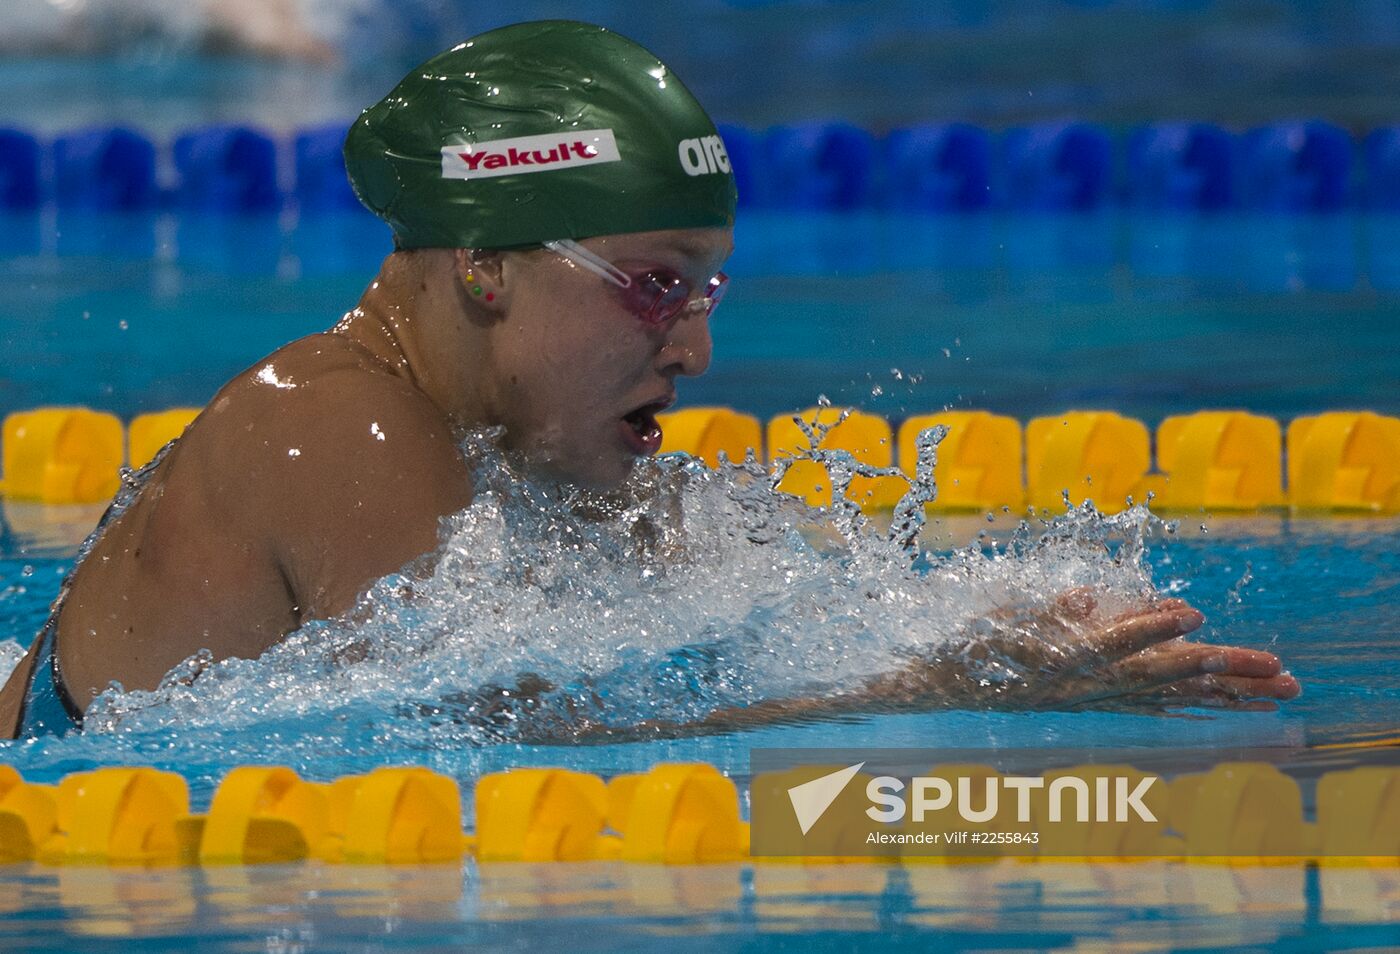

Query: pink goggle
544,238,728,325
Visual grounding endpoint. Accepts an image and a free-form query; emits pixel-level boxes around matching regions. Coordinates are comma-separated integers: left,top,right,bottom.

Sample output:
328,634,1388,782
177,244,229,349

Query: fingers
1198,673,1301,700
1134,643,1285,680
1154,598,1190,610
1102,644,1233,692
990,589,1188,633
1082,606,1205,663
1212,647,1283,679
1109,596,1190,623
1105,639,1297,698
1052,587,1097,622
1052,588,1187,625
982,586,1099,627
1133,672,1301,706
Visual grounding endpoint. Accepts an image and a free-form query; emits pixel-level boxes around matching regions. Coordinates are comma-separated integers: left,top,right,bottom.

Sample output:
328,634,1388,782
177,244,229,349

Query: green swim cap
344,20,737,249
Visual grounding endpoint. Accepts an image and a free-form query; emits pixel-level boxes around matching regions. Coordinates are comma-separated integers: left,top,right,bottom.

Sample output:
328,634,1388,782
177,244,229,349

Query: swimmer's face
477,226,733,487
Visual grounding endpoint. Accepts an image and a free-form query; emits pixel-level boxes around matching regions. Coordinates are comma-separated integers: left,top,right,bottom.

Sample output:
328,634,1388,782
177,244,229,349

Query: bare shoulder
189,334,468,509
180,333,474,617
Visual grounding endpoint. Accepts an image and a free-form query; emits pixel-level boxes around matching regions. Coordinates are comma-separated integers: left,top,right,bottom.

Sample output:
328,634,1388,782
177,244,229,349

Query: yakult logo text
678,135,731,176
440,129,621,180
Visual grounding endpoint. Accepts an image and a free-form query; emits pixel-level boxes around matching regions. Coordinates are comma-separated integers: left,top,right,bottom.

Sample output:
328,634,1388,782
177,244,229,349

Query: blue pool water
1,210,1398,950
1,860,1399,951
3,210,1399,423
0,507,1397,950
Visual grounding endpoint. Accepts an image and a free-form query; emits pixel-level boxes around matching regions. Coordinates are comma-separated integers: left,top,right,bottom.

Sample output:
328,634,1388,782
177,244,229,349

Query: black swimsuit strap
16,614,83,738
46,624,84,724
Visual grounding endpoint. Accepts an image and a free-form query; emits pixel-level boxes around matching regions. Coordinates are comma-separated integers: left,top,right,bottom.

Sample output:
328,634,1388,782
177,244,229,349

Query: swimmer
0,21,1298,740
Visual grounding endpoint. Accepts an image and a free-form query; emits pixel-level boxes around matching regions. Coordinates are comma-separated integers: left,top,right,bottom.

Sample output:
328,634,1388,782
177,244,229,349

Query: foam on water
0,640,24,688
63,416,1169,757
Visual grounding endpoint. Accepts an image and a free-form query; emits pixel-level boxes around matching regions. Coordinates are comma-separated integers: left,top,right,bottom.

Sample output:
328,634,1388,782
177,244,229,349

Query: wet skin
0,226,1298,738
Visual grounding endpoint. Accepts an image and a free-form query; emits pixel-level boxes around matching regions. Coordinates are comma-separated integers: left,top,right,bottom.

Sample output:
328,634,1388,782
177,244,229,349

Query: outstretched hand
499,588,1301,743
868,588,1299,712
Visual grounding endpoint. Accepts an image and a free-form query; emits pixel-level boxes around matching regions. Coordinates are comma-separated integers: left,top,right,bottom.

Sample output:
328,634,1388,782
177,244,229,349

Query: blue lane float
714,123,759,209
173,125,281,213
6,119,1400,215
0,128,41,210
1002,122,1113,211
883,123,991,212
762,121,877,210
294,123,361,213
52,127,158,211
1364,128,1400,211
1240,121,1352,212
1126,122,1236,211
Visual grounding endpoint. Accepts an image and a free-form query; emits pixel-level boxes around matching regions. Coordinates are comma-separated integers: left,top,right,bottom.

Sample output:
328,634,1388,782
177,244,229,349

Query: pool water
1,860,1398,951
3,508,1397,783
3,211,1400,423
1,210,1398,949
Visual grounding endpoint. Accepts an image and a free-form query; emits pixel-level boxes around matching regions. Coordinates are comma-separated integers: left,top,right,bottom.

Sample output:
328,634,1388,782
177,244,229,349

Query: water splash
77,417,1171,749
1227,562,1254,606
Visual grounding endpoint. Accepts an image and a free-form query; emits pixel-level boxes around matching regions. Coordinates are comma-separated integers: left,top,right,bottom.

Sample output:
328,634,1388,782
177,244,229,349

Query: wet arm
557,601,1298,741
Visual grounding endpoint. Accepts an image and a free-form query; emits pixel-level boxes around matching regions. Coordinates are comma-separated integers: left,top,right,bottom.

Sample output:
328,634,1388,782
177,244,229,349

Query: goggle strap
543,239,634,289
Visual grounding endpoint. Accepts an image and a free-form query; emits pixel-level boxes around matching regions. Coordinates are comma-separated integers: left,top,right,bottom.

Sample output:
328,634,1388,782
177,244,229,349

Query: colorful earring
465,270,495,302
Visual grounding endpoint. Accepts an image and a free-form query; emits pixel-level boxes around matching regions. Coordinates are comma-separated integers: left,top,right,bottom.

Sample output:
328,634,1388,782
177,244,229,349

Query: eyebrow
670,239,733,266
671,240,710,259
617,242,727,273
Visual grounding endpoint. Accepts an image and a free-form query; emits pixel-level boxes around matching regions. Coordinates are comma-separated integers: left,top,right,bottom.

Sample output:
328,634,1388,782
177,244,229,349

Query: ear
454,248,508,312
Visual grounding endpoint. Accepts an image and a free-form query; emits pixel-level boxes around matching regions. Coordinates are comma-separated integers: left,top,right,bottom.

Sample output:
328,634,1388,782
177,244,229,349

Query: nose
656,308,712,378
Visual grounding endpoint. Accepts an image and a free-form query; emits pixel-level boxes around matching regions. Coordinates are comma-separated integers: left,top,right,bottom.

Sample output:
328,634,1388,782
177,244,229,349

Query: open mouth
619,397,672,456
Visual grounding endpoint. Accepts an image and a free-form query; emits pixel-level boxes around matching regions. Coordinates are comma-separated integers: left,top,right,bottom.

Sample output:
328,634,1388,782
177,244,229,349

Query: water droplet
1226,562,1253,605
